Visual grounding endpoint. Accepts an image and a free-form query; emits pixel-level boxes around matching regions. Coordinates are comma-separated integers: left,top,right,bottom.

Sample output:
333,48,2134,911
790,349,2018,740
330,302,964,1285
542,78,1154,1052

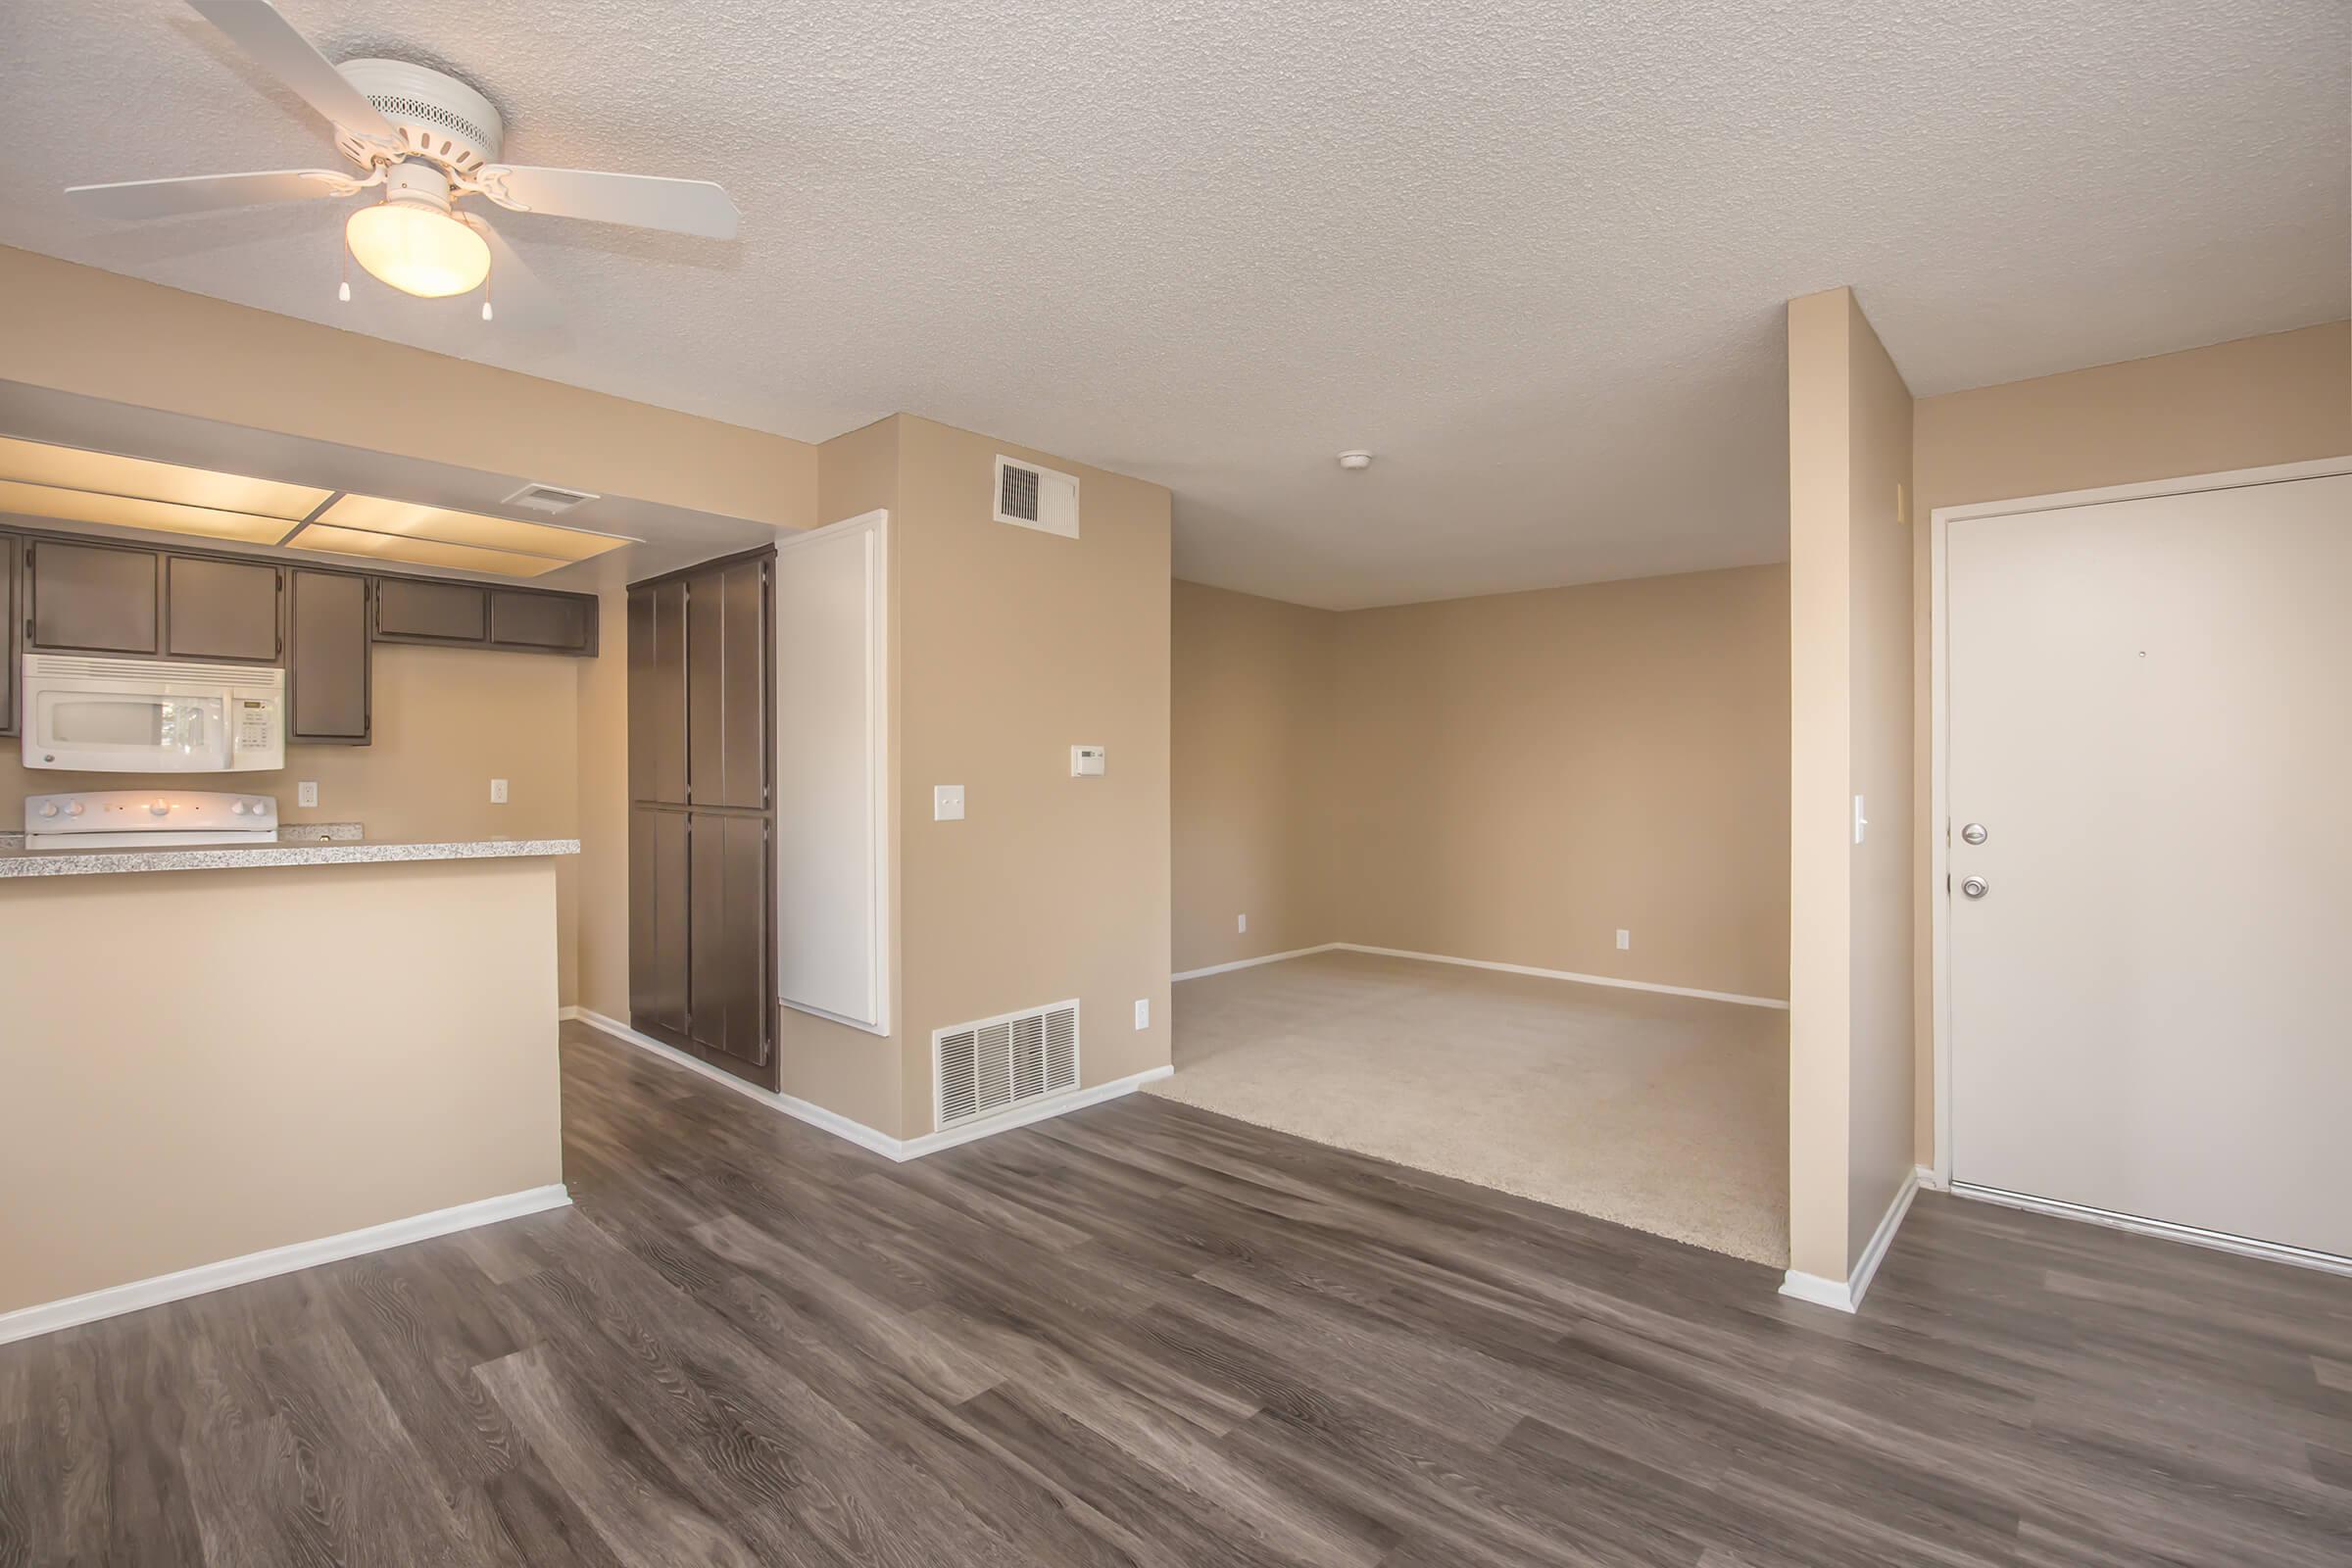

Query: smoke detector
1337,450,1373,470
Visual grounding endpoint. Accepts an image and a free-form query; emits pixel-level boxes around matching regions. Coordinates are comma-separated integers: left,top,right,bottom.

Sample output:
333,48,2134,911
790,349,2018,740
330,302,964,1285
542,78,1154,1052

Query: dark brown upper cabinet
165,554,280,662
489,588,593,653
0,533,18,736
372,577,488,644
686,556,769,808
27,538,160,655
287,568,370,743
629,575,689,804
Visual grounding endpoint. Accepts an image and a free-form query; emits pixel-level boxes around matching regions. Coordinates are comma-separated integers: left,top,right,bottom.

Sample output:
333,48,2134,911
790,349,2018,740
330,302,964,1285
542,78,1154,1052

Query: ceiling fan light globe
344,202,489,299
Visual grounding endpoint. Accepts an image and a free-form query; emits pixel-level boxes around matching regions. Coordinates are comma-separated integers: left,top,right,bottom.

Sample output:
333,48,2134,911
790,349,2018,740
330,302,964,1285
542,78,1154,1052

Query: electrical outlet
1134,999,1151,1030
490,778,509,805
1616,929,1631,951
297,781,318,808
1238,912,1248,934
933,784,964,821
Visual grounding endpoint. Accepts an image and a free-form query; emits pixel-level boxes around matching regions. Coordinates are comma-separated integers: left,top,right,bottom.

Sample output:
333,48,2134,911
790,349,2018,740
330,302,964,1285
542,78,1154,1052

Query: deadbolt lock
1961,822,1988,845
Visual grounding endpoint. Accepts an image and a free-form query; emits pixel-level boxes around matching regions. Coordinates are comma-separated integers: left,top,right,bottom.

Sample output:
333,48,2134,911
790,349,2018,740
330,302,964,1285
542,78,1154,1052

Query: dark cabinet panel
490,589,592,653
689,811,770,1068
629,807,690,1038
166,554,280,662
28,539,159,655
685,558,768,809
288,569,370,742
1,534,17,736
629,577,688,804
373,577,487,643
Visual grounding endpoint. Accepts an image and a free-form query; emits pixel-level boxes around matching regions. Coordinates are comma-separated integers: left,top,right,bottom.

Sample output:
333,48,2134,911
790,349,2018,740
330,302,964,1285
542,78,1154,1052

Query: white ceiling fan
64,0,741,328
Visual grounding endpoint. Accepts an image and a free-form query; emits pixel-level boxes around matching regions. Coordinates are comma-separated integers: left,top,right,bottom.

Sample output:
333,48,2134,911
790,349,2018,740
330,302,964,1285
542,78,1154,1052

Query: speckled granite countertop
0,837,580,879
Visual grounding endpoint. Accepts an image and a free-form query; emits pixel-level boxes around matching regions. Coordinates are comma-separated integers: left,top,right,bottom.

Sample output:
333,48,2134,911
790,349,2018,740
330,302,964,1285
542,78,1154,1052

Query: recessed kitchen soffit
0,435,635,577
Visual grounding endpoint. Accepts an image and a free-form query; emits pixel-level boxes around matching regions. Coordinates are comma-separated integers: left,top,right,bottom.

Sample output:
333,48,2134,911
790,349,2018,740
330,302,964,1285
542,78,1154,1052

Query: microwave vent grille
24,654,284,690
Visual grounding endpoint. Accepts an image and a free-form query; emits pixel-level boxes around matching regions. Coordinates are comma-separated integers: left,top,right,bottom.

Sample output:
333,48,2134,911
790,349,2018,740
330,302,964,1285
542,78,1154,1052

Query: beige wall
0,644,585,998
1908,320,2351,1159
0,857,564,1316
1170,580,1339,974
1842,293,1916,1267
1787,286,1915,1285
894,416,1173,1136
0,248,824,1015
1328,568,1790,999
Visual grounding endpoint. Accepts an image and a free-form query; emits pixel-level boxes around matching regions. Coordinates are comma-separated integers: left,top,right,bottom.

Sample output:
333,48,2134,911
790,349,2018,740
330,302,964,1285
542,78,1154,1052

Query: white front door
1947,470,2352,1260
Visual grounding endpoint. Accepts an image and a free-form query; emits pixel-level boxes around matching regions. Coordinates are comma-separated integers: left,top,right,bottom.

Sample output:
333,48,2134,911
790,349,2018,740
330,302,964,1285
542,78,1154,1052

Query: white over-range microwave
20,654,286,773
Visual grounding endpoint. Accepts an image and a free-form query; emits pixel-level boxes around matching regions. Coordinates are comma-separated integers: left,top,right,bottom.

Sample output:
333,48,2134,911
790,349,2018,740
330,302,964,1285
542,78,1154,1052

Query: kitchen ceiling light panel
286,522,566,577
318,493,629,561
0,436,330,519
0,479,294,545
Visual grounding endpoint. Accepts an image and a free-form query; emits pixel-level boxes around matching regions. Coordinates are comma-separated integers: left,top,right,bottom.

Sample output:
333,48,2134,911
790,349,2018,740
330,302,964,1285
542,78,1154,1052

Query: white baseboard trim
1779,1164,1922,1315
1948,1182,2352,1279
1173,944,1342,982
568,1007,1171,1162
557,1004,584,1022
1331,944,1789,1009
0,1183,571,1348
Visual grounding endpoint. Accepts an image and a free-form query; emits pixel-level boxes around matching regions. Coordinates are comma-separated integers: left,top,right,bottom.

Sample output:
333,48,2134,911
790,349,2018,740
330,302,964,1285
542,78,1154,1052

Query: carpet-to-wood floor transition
1154,948,1789,1265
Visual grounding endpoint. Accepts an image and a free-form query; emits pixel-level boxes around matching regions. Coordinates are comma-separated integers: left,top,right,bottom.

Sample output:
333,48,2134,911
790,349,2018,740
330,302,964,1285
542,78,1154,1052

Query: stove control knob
38,802,59,817
230,801,246,815
67,801,85,816
149,803,171,816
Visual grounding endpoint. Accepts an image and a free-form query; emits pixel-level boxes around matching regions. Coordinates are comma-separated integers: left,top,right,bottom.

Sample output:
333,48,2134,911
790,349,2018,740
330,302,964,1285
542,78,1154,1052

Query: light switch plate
1134,999,1150,1030
1616,929,1631,951
490,778,509,805
297,781,318,808
1238,912,1248,934
933,784,965,821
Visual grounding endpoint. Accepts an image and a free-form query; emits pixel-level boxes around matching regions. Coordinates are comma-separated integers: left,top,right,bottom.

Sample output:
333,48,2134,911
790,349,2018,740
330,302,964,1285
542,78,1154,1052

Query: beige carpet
1152,949,1789,1266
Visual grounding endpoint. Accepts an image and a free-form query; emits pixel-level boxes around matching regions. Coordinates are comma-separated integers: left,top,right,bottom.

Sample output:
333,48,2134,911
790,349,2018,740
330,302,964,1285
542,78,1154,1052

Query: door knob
1961,876,1988,899
1961,822,1988,845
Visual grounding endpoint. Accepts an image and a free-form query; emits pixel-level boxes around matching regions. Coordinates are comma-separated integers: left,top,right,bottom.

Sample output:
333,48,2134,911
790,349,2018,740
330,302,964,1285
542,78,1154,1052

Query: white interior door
1947,470,2352,1260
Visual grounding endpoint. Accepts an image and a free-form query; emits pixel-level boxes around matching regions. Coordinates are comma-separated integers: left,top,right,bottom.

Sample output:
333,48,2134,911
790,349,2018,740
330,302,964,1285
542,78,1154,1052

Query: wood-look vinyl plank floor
4,1021,2349,1566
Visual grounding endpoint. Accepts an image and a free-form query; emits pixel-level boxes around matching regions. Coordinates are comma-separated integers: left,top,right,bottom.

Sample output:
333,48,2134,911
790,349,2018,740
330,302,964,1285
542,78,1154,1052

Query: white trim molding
1949,1183,2352,1280
1780,1164,1921,1315
1175,941,1786,1008
568,1007,1169,1162
1173,943,1342,982
0,1184,571,1347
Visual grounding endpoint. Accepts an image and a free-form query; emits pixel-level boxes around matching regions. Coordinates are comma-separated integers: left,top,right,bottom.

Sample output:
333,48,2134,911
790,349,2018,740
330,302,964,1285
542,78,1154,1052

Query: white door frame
1929,455,2352,1200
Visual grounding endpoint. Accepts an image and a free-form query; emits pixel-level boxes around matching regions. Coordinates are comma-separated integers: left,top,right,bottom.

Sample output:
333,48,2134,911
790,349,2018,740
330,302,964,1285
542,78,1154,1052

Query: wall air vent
934,999,1080,1130
993,455,1080,539
501,481,601,515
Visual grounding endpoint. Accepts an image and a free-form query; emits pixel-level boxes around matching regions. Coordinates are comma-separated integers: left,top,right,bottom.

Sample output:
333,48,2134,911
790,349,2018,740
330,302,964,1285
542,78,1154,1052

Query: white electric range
24,789,280,850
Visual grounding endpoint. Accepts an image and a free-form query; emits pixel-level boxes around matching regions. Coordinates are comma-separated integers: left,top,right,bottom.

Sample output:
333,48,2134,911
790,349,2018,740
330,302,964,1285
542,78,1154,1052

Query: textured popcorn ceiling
1,2,2343,608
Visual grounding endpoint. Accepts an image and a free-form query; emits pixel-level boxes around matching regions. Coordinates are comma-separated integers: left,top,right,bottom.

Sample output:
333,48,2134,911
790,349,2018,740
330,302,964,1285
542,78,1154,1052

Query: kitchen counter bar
0,836,580,879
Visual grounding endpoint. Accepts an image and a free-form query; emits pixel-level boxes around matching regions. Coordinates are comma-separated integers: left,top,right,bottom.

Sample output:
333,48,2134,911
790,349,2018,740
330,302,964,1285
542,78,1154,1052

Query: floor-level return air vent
934,999,1080,1130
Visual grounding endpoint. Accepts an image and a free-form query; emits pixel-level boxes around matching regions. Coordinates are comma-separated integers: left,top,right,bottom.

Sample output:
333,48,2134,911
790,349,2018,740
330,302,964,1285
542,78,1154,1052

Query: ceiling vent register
502,481,601,514
935,1000,1080,1130
994,456,1080,539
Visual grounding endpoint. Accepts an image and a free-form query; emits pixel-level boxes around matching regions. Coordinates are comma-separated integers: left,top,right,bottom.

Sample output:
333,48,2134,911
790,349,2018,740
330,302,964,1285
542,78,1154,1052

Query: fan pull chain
482,261,494,322
337,232,351,303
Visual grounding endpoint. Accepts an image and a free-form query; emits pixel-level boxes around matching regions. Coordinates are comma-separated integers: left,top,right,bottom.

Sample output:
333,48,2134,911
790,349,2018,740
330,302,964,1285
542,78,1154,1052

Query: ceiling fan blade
474,167,740,239
66,167,366,219
458,213,563,332
186,0,398,144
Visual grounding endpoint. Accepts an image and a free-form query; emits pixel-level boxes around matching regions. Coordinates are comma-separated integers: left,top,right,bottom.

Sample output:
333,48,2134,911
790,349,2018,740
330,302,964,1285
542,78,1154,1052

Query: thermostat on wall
1071,745,1106,777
